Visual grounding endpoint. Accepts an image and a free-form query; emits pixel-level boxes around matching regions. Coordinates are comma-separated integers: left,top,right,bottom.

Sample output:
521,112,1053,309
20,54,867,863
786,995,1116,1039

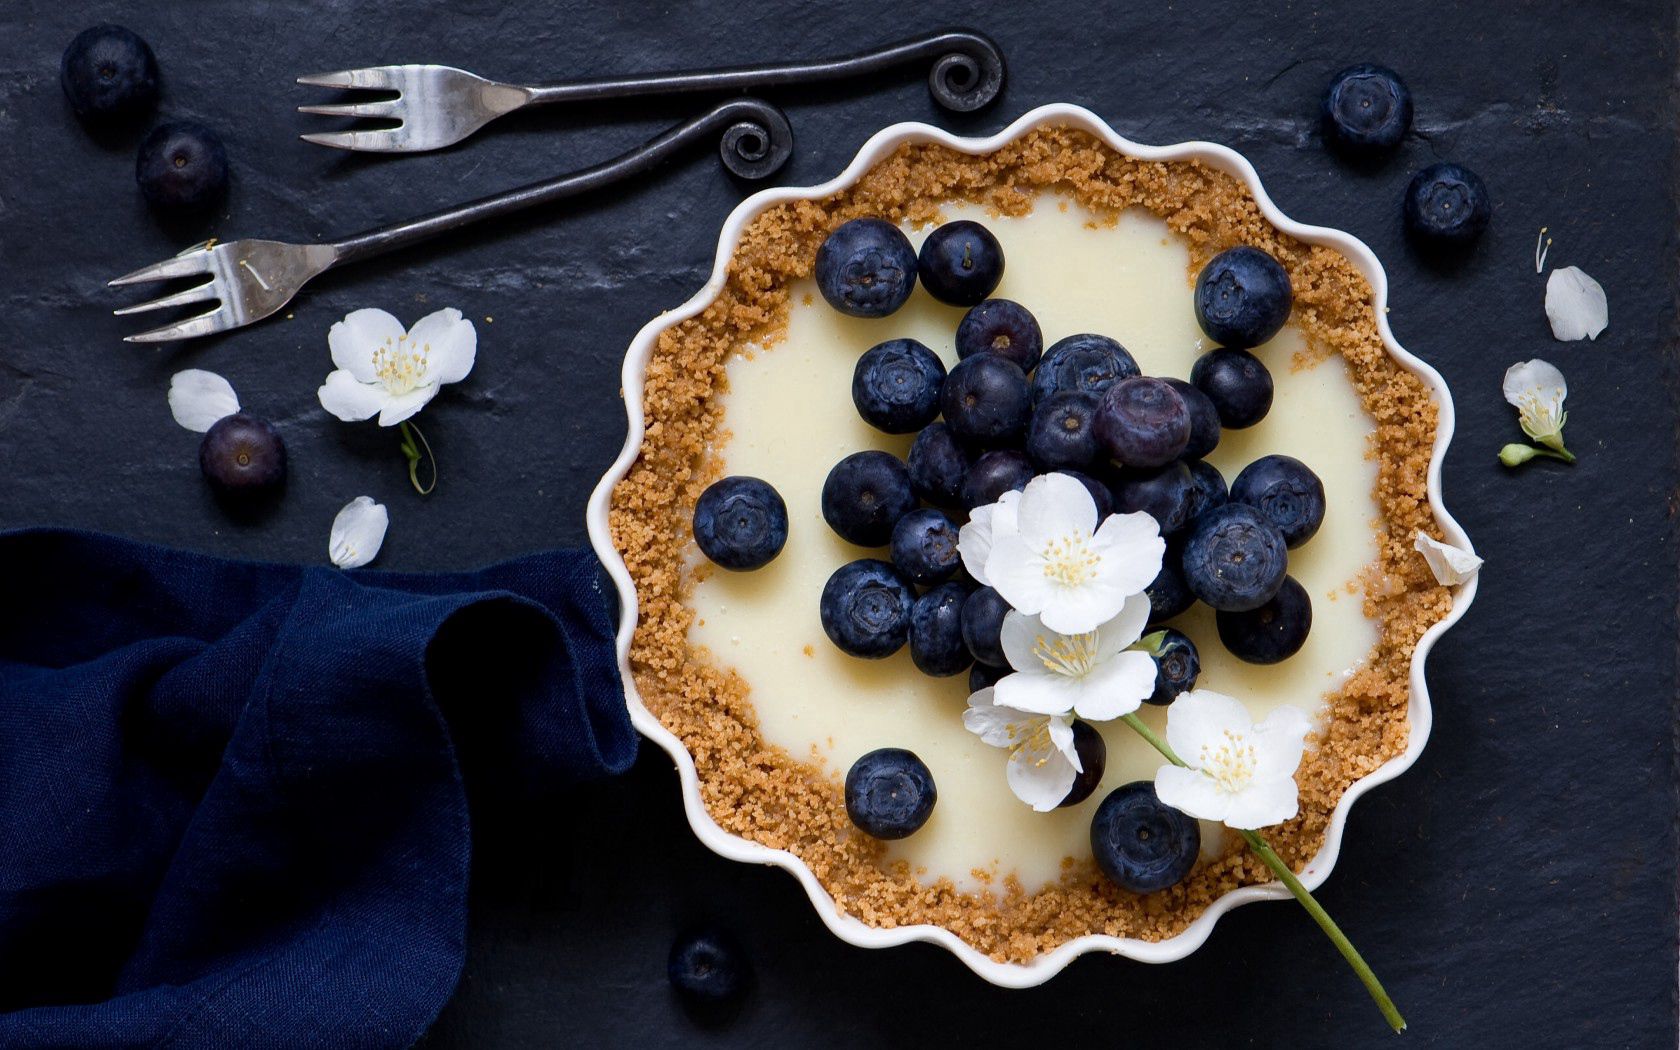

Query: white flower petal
1006,726,1079,812
1414,531,1483,586
998,610,1043,674
1069,650,1157,722
1045,716,1078,771
1034,574,1133,636
376,383,440,427
407,307,477,385
1220,776,1299,830
959,503,998,587
1252,705,1313,781
1502,359,1567,409
328,496,388,569
985,532,1054,612
1544,266,1608,342
994,668,1084,717
168,369,240,432
1089,512,1166,596
1164,690,1253,764
1153,764,1230,824
1014,472,1098,548
317,370,388,422
1095,592,1153,655
329,308,405,383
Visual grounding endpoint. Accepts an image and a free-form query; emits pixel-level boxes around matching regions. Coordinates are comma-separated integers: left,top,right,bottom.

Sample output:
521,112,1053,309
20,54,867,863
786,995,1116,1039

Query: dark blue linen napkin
0,528,635,1049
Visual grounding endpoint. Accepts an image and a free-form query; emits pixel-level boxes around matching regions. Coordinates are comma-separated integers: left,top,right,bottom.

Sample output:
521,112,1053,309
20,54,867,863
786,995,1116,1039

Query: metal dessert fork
297,28,1004,153
109,98,791,343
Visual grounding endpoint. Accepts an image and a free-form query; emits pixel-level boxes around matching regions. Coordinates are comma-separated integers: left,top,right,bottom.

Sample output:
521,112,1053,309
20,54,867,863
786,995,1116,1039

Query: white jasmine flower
993,597,1158,722
1501,359,1572,456
957,488,1020,587
318,307,476,427
1153,690,1312,830
979,473,1164,635
168,369,240,432
328,496,388,568
1413,531,1482,586
962,688,1082,812
1544,266,1608,341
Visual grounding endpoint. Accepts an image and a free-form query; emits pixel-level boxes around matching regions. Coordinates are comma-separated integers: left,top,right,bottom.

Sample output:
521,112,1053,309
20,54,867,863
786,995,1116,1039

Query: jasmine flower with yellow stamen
961,688,1083,812
1500,358,1575,465
992,599,1157,722
317,307,476,427
1152,689,1312,830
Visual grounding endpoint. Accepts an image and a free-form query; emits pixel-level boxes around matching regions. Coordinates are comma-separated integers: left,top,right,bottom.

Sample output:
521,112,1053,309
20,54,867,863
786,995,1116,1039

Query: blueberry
955,299,1042,372
1163,379,1221,460
136,122,229,214
1058,721,1108,809
821,451,916,547
1094,377,1190,468
1110,461,1196,535
1217,575,1312,664
1230,454,1326,548
1090,782,1200,894
1184,459,1229,522
1404,163,1491,250
962,449,1033,510
820,559,915,658
909,582,974,677
852,338,946,433
1031,334,1140,405
845,747,937,839
916,220,1004,306
1144,541,1196,622
940,353,1031,446
199,413,285,498
1145,628,1200,706
1059,469,1114,518
961,585,1011,667
891,508,961,586
815,218,917,317
61,25,158,123
668,927,749,1005
968,661,1009,693
1190,348,1273,429
1026,391,1101,470
1321,64,1412,156
693,475,789,571
1193,246,1293,350
907,422,972,508
1180,503,1289,612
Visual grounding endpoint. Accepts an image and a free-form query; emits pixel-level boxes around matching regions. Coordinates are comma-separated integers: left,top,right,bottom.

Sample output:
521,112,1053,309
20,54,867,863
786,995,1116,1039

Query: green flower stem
398,420,437,496
1119,712,1406,1034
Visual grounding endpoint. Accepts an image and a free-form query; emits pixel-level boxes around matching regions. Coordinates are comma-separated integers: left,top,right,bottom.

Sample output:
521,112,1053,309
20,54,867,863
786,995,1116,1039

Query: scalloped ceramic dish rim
585,103,1478,988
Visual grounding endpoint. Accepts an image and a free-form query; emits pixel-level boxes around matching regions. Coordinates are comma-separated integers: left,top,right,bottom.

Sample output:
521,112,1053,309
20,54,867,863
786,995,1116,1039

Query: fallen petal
1414,531,1482,586
168,369,240,432
329,496,389,568
1545,266,1608,341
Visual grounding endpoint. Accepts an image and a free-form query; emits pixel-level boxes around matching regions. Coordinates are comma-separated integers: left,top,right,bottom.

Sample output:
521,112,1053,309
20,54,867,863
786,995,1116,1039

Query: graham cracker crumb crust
609,127,1452,964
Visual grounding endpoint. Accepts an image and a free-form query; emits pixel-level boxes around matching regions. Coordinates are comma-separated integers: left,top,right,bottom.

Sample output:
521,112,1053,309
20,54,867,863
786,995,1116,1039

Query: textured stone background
1,1,1675,1046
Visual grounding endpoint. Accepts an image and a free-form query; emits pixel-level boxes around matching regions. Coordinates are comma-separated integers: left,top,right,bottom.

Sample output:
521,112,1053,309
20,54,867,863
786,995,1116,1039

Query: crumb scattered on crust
609,127,1450,964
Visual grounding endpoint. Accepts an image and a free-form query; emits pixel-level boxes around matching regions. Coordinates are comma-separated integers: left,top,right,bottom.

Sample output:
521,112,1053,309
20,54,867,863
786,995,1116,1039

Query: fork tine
299,129,406,152
107,252,211,287
122,306,238,344
296,67,401,90
297,100,400,119
112,280,220,317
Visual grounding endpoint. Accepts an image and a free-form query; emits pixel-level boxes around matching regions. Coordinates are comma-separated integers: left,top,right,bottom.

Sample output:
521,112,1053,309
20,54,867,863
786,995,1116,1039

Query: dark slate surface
2,2,1676,1046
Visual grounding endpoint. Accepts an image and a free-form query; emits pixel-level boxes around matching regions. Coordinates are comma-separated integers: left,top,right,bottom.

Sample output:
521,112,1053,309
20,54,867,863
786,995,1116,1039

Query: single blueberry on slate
1231,454,1326,548
1181,503,1289,612
1144,628,1200,706
1145,540,1196,622
1058,469,1114,518
668,927,749,1005
961,585,1011,667
1321,64,1413,155
61,24,158,123
955,299,1043,372
137,122,229,214
1193,246,1293,350
940,352,1031,446
1058,720,1107,809
968,660,1008,693
815,218,917,317
1404,163,1491,250
907,422,972,508
820,559,914,658
1094,377,1190,468
1190,347,1273,429
1031,333,1139,405
821,450,916,547
962,449,1033,510
1218,575,1313,664
692,476,788,571
852,338,946,433
199,413,285,498
1026,390,1101,471
845,747,937,839
1163,378,1221,461
890,508,961,586
916,220,1004,306
909,581,974,677
1184,459,1229,523
1111,461,1197,535
1090,782,1201,893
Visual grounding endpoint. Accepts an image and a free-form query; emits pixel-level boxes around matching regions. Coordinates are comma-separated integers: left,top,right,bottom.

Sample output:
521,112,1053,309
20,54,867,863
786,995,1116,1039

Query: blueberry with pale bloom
940,353,1031,446
1152,690,1312,829
1191,347,1272,429
1111,461,1196,535
821,451,916,547
1194,246,1293,350
1144,628,1200,705
820,559,914,658
1217,575,1312,664
962,448,1032,509
890,508,961,586
1031,334,1138,405
1184,459,1229,522
1231,455,1325,549
815,218,917,317
955,299,1042,371
1090,781,1201,892
1093,377,1191,468
960,585,1011,668
1180,503,1288,612
910,582,973,677
907,422,972,508
845,748,936,838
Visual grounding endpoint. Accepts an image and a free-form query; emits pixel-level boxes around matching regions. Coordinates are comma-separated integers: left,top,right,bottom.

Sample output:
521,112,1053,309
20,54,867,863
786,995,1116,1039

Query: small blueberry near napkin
0,528,635,1049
